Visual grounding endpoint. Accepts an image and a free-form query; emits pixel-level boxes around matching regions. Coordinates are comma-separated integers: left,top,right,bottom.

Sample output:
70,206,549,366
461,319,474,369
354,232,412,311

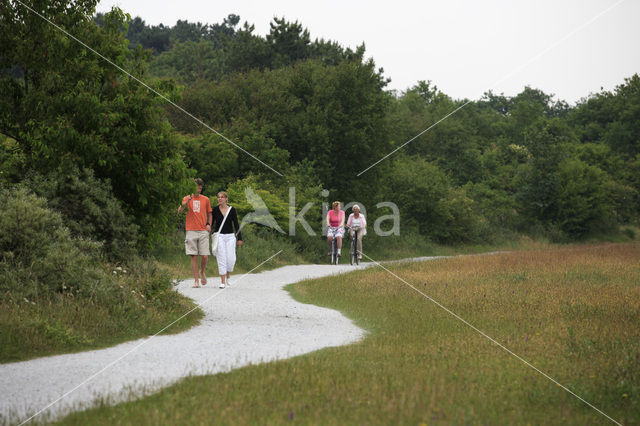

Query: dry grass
58,243,639,425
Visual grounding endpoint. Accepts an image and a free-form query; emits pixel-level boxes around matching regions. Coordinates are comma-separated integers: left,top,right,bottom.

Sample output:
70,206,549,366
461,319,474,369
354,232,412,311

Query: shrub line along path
0,261,394,424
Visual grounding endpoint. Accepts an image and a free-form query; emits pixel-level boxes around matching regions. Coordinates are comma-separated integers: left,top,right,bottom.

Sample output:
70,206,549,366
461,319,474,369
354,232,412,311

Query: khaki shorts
185,231,210,256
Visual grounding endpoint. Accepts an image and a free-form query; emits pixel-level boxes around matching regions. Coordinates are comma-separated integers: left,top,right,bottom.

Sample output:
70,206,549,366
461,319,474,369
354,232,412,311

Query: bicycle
328,226,343,265
348,225,361,265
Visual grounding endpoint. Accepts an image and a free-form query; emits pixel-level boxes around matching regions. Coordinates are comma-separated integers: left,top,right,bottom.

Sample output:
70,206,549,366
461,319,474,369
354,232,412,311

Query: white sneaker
226,278,230,287
219,282,226,289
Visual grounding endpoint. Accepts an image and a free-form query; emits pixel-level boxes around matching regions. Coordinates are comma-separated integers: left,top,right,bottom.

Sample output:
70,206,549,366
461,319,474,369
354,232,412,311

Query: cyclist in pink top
326,201,345,257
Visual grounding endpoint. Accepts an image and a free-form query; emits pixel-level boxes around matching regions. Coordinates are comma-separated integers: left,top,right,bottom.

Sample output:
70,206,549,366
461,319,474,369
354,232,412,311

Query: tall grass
59,243,639,425
0,259,202,363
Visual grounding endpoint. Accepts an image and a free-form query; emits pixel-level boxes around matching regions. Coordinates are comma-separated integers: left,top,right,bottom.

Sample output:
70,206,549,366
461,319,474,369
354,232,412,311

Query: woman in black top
213,191,242,288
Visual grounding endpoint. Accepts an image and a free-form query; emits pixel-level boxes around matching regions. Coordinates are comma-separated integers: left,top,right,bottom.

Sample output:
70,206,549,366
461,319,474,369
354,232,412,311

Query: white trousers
216,233,236,276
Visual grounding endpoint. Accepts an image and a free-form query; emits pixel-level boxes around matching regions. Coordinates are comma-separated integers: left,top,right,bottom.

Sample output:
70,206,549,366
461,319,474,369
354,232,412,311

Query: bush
554,159,615,237
29,168,139,261
0,185,106,299
0,185,201,361
0,136,25,185
380,155,483,243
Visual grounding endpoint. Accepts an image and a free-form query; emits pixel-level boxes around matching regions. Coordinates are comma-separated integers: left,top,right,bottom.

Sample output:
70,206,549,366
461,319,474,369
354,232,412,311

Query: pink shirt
327,209,345,227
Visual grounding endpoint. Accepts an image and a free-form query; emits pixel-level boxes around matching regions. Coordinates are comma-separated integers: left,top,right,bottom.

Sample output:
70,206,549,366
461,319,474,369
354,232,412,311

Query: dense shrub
0,185,106,299
30,168,139,261
553,159,614,236
0,187,197,361
0,185,180,309
380,155,483,243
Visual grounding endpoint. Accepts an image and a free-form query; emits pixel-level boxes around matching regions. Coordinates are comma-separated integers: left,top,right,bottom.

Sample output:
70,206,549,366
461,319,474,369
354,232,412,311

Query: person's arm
339,211,345,227
232,207,243,245
346,213,353,228
206,211,212,233
211,208,220,233
326,212,332,227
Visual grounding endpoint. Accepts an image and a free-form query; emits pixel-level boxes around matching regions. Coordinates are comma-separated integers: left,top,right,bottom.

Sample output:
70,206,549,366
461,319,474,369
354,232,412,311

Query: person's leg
225,235,237,280
216,235,236,285
357,232,363,259
337,236,342,254
328,235,333,255
217,235,227,287
190,255,200,287
200,255,208,285
197,231,210,285
185,231,200,287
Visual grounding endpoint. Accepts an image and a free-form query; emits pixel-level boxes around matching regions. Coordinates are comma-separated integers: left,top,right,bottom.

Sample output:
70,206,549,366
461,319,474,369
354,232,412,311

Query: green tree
150,39,223,83
171,19,208,43
267,17,311,68
380,155,479,242
0,2,189,245
172,56,390,201
570,74,640,215
553,159,614,236
571,74,640,158
389,83,489,185
515,120,572,225
180,132,238,192
221,22,272,73
0,136,25,184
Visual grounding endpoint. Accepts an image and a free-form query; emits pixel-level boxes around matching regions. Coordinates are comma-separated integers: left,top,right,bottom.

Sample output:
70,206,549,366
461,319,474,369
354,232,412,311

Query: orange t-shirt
183,195,212,231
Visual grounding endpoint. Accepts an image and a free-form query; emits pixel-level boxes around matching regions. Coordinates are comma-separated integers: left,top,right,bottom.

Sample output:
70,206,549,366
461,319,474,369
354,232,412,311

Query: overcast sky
96,0,639,105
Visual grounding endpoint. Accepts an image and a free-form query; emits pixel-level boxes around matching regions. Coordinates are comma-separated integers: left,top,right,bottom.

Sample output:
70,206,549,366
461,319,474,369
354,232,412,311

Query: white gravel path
0,262,375,425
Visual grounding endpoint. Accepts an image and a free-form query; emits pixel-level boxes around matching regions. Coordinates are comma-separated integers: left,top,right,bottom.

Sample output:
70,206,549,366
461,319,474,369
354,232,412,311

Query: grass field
57,242,639,425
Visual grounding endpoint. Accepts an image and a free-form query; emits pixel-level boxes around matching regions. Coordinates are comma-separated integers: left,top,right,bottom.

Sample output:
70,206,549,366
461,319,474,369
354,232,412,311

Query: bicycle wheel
331,239,337,265
350,238,355,265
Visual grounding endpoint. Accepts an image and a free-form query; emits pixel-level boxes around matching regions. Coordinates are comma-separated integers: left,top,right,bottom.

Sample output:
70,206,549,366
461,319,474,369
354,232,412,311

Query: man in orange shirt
178,178,213,288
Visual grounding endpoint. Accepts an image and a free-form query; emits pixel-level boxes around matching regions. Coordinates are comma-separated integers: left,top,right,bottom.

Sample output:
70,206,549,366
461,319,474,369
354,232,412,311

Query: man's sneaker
219,282,226,289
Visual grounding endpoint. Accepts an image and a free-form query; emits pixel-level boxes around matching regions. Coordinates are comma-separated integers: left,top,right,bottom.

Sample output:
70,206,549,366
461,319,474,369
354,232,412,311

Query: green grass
58,243,639,425
0,261,203,363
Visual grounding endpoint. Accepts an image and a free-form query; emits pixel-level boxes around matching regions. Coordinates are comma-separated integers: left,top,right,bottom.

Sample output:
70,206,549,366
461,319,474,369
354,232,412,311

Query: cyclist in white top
346,205,367,260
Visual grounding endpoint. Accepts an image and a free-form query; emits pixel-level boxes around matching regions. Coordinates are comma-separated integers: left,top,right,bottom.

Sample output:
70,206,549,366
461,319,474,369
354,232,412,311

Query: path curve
0,262,379,424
